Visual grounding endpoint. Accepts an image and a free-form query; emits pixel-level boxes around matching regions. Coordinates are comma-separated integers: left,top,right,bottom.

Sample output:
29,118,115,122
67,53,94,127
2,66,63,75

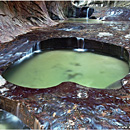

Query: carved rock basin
2,37,129,89
0,37,130,129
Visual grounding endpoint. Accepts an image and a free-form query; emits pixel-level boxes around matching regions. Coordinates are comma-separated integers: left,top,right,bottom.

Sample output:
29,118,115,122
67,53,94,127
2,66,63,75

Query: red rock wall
0,1,69,43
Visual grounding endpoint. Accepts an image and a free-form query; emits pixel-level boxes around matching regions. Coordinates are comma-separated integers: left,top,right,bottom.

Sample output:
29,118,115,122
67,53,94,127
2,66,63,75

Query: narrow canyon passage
0,1,130,129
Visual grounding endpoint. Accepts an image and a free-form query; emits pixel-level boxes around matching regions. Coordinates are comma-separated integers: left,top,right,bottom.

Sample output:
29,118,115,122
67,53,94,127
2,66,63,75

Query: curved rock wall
1,1,130,43
0,1,67,43
46,1,71,20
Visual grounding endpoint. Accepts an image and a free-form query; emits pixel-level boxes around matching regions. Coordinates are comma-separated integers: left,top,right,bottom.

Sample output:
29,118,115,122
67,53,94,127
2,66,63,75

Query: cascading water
2,37,129,89
74,37,87,52
120,46,124,59
86,7,90,23
16,41,41,64
34,41,41,53
86,7,90,19
82,38,85,49
16,103,20,118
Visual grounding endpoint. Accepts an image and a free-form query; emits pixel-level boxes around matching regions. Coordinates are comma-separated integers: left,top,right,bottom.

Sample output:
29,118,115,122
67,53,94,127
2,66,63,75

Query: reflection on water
0,109,30,129
57,18,117,31
57,18,121,27
3,50,129,89
59,18,105,24
67,18,104,24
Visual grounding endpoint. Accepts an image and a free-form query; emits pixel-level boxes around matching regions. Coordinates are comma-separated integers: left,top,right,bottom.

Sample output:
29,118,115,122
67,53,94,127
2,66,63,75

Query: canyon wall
0,1,70,43
0,1,130,43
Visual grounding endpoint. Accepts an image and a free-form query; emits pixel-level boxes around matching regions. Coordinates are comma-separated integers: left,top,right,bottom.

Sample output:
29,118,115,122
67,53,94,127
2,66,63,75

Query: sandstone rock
101,7,130,21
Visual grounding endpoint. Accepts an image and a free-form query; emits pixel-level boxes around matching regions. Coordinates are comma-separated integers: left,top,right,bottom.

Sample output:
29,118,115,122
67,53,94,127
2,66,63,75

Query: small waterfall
74,37,87,52
77,37,81,48
34,41,41,53
16,47,33,64
27,47,33,55
16,103,20,118
77,37,84,48
15,42,41,65
82,38,85,49
36,42,40,51
86,8,90,19
120,46,124,59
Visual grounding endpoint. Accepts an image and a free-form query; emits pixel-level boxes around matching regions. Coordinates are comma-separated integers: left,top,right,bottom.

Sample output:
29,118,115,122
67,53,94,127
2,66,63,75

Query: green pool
3,50,129,89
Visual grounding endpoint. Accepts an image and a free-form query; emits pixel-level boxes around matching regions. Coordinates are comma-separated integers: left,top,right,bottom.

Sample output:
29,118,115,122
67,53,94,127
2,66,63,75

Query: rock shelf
0,22,130,129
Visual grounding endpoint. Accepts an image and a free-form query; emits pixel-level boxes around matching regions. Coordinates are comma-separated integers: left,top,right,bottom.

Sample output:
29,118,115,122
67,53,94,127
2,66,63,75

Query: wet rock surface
0,22,130,129
101,7,130,21
73,7,94,18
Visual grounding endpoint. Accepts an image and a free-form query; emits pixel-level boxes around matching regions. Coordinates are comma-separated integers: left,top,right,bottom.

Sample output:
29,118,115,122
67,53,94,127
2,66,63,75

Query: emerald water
58,18,104,24
59,18,115,24
67,18,104,24
3,50,129,89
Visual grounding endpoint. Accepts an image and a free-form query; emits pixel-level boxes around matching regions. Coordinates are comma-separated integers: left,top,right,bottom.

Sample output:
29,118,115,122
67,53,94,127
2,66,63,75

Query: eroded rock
101,7,130,21
0,23,130,129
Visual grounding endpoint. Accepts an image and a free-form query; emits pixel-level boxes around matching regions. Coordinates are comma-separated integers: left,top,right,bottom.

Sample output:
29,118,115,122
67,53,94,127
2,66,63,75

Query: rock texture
0,1,61,43
76,0,130,20
0,22,130,129
99,7,130,21
1,1,130,43
0,0,130,129
46,1,69,20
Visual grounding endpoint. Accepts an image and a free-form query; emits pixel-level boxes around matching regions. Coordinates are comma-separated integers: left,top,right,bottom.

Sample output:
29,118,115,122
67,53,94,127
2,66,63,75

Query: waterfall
86,8,90,19
74,37,87,52
120,46,124,59
77,37,81,48
16,103,20,118
27,47,33,55
17,47,33,64
35,41,41,53
82,38,85,49
15,41,41,65
77,37,84,48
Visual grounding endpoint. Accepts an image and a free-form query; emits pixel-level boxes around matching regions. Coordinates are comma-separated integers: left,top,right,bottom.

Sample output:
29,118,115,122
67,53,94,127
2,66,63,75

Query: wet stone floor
0,21,130,129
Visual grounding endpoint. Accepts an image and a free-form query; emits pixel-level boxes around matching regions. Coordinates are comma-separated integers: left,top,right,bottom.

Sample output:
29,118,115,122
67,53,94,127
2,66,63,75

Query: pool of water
65,18,104,24
58,18,117,24
3,50,129,89
0,109,30,129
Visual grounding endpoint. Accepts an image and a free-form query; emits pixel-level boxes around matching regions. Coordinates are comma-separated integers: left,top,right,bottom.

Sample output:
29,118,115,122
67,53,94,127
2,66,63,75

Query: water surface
0,110,29,129
3,50,129,89
66,18,104,24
